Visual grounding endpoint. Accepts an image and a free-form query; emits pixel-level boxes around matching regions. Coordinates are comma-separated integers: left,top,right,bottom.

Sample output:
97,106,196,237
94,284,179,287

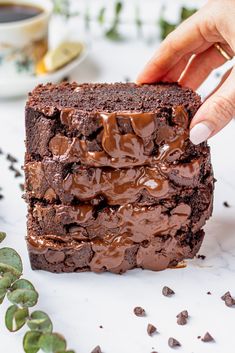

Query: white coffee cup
0,0,53,77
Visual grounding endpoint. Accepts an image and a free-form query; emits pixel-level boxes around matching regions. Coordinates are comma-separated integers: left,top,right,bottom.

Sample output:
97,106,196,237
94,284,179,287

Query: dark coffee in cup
0,2,43,23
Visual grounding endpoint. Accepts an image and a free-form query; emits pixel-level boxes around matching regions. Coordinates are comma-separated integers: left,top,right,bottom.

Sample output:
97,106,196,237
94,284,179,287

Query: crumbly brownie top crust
27,82,201,115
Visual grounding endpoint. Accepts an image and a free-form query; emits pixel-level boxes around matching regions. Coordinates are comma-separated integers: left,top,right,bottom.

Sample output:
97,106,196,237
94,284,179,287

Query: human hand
137,0,235,144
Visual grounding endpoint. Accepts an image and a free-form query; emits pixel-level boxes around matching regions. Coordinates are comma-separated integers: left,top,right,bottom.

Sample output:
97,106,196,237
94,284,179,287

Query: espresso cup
0,0,53,77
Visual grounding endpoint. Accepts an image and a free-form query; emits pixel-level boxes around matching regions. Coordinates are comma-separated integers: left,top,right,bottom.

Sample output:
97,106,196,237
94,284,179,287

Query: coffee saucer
0,42,89,99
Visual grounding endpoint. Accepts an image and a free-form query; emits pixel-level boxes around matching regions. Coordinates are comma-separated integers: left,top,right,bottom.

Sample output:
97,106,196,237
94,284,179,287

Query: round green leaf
0,232,6,243
5,304,29,332
28,311,53,333
39,333,67,353
0,275,12,304
11,279,36,291
7,288,38,307
0,248,23,279
0,275,12,290
23,331,42,353
0,289,7,304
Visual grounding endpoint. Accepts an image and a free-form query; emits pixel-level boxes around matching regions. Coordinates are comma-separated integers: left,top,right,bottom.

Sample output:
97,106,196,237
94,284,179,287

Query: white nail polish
190,123,213,145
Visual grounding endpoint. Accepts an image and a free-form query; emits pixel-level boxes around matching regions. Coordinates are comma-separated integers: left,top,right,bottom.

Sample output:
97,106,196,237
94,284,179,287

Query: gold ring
214,43,233,61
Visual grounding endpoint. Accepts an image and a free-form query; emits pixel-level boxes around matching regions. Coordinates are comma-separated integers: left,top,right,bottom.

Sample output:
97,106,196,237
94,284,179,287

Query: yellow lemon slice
36,58,47,75
37,41,84,75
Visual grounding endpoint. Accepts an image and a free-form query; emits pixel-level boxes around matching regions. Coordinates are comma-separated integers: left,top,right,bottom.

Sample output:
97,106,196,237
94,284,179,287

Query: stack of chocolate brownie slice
24,82,214,274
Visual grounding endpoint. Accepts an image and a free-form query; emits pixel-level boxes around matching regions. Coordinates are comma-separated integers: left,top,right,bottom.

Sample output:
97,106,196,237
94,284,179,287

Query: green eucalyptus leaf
11,279,36,291
0,288,7,304
181,7,197,21
39,333,67,353
5,304,29,332
28,311,53,333
7,288,38,307
0,232,6,243
159,17,176,40
23,331,42,353
0,248,23,279
97,7,105,25
0,275,13,289
115,1,123,15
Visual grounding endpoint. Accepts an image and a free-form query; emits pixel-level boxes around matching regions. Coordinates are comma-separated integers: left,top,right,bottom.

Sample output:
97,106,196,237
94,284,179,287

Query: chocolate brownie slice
24,82,214,274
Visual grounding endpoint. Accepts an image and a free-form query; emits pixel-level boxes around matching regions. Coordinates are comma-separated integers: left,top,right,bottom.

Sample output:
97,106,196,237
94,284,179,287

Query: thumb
190,67,235,145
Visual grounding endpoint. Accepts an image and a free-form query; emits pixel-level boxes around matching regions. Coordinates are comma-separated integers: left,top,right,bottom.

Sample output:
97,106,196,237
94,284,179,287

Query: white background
1,1,235,352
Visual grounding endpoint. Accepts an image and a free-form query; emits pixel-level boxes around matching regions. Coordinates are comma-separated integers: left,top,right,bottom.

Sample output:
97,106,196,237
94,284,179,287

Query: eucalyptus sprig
0,232,75,353
53,0,79,19
53,0,197,42
159,6,197,40
105,1,124,41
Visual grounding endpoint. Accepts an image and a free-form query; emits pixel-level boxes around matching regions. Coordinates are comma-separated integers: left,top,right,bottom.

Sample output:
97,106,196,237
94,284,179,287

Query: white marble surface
1,1,235,352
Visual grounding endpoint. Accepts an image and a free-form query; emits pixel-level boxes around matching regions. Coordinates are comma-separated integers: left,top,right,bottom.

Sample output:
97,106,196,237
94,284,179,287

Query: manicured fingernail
190,122,213,145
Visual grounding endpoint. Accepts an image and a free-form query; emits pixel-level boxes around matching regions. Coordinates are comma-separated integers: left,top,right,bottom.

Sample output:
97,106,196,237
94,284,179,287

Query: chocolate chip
176,310,188,325
162,286,175,297
168,337,181,348
221,291,235,307
147,323,157,336
176,310,188,319
91,346,102,353
197,254,206,260
197,336,201,339
99,325,103,329
223,201,230,208
6,153,18,163
207,291,212,295
19,183,24,191
134,306,146,317
201,332,214,342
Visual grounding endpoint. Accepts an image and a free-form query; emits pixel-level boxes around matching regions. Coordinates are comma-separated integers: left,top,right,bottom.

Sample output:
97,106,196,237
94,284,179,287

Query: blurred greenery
53,0,197,41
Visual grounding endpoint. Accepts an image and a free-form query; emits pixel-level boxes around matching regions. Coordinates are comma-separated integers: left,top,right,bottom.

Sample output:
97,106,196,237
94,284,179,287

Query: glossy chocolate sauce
50,107,189,168
27,104,213,272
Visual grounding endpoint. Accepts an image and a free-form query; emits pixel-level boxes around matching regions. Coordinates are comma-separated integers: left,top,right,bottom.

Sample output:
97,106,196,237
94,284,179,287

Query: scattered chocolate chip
91,346,102,353
177,315,187,325
221,291,235,307
0,148,3,154
6,154,18,163
197,336,201,339
201,332,214,342
147,323,157,336
162,286,175,297
19,183,24,191
207,291,212,295
60,76,70,82
177,310,188,319
168,337,181,348
0,194,3,200
151,351,158,353
134,306,146,317
9,164,22,178
99,325,103,329
223,201,230,208
176,311,188,325
176,310,188,325
197,254,206,260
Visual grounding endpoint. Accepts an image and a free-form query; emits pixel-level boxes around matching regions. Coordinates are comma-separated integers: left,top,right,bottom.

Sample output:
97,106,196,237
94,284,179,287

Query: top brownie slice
25,82,202,168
